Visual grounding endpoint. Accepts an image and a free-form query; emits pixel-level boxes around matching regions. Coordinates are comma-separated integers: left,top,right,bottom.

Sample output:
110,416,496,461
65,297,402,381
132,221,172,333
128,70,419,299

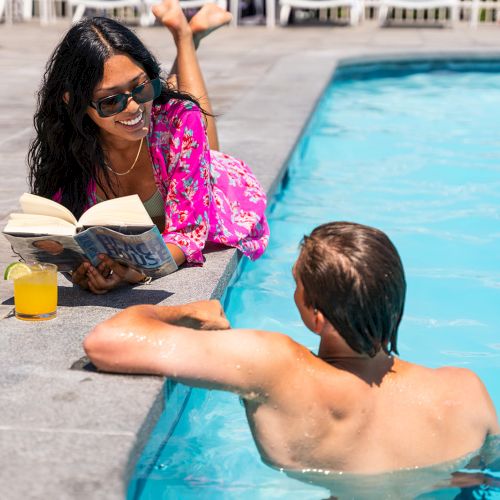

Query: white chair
469,0,498,27
279,0,364,26
377,0,459,25
0,0,9,22
39,0,58,23
68,0,147,23
141,0,228,26
0,0,40,24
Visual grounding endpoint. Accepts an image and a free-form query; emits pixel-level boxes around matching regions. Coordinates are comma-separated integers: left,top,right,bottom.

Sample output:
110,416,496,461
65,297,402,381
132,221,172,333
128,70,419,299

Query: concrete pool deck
1,19,499,499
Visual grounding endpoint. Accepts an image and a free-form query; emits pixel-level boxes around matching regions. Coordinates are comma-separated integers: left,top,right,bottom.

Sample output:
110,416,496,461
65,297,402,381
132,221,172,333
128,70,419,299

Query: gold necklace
105,137,144,176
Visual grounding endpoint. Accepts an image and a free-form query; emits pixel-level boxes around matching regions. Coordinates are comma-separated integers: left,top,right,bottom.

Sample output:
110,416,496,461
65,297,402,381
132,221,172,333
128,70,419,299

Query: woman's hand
71,255,147,294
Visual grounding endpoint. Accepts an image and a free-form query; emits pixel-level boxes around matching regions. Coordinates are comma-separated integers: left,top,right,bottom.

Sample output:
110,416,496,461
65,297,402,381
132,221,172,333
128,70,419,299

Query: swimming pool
128,59,500,499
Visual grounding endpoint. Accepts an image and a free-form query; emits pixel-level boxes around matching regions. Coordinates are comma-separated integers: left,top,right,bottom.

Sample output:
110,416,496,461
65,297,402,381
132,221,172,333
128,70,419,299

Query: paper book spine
74,226,178,277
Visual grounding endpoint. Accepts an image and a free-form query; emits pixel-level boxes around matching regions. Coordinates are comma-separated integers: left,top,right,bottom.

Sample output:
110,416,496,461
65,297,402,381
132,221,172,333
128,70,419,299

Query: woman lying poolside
28,0,269,294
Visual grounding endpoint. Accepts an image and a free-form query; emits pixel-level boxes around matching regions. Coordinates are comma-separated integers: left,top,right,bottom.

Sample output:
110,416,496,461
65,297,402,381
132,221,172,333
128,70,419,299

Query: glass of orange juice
13,262,58,321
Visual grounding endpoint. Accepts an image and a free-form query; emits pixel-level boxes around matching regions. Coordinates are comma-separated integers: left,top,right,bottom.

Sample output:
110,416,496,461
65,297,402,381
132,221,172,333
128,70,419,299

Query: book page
20,193,78,225
79,194,154,227
4,213,77,236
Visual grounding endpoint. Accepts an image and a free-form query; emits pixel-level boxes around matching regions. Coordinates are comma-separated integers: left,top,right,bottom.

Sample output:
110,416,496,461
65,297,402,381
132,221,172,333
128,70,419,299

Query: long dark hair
28,17,198,219
296,222,406,357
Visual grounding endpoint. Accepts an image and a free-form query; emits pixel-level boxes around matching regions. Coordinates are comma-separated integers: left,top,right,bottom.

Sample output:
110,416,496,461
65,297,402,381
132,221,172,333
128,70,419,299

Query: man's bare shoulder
415,365,486,400
402,362,483,389
434,365,485,389
395,362,493,409
432,366,498,431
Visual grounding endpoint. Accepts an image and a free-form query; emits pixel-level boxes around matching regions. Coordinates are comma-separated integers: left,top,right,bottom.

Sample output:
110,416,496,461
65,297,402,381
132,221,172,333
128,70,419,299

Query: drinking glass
14,263,58,321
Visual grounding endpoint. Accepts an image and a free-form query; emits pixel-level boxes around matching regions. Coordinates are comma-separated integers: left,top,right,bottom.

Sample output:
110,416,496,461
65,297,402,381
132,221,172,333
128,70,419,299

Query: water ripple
405,316,487,328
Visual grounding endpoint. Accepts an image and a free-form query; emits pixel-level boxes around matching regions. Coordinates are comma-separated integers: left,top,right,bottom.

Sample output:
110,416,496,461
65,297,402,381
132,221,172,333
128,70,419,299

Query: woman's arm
166,243,186,266
160,102,212,264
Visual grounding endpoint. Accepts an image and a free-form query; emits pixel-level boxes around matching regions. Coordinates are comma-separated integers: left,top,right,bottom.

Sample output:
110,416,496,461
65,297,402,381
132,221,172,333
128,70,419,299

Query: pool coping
2,27,500,499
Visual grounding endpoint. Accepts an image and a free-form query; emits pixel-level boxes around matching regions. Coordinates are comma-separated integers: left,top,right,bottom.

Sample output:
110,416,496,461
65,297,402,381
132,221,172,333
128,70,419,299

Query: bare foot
152,0,191,39
189,3,232,42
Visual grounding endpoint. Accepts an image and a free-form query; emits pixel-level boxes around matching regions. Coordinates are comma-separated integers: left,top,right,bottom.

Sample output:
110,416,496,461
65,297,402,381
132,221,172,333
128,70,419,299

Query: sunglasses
90,78,162,118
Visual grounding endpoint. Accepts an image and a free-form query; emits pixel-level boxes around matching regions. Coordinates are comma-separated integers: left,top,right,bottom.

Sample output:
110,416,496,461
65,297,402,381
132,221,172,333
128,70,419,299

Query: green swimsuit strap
95,190,164,220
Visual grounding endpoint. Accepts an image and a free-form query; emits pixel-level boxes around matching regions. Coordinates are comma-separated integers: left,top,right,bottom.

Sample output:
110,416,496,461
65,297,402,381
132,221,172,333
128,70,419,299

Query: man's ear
63,92,70,105
313,308,325,334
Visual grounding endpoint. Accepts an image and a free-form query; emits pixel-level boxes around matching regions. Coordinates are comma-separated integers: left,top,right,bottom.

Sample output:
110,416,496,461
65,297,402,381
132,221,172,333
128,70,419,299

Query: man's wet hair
296,222,406,357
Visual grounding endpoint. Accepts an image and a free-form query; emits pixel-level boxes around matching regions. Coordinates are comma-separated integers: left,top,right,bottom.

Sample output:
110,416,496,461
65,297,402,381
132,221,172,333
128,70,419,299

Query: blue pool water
129,60,500,499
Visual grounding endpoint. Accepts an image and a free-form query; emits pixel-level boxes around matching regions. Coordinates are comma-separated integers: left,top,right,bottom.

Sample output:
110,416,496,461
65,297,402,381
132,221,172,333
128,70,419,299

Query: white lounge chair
377,0,459,25
1,0,46,23
68,0,147,23
279,0,364,26
1,0,9,22
469,0,498,27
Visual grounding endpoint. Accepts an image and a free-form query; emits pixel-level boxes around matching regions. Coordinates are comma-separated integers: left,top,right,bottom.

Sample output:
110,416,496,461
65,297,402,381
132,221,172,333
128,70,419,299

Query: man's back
84,221,500,479
245,343,498,474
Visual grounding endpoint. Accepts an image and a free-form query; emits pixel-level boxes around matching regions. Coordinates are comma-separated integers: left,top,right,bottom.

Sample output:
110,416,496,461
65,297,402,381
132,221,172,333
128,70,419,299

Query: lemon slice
4,262,32,280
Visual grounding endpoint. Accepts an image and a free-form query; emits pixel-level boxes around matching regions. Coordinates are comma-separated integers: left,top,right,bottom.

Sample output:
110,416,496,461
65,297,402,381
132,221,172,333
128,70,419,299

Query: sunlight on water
130,62,500,499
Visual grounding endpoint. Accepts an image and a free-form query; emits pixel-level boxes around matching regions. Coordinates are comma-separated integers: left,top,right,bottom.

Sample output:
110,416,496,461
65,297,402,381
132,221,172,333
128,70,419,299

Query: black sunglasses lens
133,79,161,103
151,78,162,98
98,94,128,117
95,79,161,117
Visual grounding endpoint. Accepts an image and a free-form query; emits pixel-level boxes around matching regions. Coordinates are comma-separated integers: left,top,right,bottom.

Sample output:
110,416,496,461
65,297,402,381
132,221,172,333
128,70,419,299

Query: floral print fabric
139,99,269,263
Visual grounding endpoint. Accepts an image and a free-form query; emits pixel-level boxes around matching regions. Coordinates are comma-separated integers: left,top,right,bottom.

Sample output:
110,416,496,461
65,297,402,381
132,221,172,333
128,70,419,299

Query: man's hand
170,300,231,330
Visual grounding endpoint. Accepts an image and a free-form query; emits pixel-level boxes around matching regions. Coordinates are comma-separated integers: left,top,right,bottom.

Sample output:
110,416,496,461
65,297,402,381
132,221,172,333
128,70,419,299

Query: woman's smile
117,109,144,130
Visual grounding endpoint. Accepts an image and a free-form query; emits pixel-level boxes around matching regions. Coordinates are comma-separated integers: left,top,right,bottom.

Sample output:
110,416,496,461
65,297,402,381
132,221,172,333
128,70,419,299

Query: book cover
75,226,178,278
4,233,87,272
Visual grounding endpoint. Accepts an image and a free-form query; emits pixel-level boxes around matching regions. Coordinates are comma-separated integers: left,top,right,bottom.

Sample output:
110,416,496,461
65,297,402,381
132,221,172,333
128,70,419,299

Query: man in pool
83,221,499,474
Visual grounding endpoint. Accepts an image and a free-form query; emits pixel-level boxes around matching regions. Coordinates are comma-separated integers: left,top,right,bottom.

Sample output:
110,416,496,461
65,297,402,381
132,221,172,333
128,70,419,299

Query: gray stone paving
0,18,499,500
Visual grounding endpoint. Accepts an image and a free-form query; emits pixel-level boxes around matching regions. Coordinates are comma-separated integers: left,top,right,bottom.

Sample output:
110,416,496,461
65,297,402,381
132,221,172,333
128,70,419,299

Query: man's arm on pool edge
83,301,302,398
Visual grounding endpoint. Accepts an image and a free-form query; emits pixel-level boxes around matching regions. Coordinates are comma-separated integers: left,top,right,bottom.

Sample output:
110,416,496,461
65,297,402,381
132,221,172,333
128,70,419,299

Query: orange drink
13,263,58,321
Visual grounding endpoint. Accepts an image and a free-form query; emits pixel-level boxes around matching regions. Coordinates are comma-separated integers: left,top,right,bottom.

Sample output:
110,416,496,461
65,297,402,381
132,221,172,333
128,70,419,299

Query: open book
3,193,178,277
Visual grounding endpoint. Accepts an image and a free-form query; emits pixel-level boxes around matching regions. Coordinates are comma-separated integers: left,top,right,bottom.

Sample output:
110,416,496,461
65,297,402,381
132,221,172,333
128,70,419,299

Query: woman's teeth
119,111,143,126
